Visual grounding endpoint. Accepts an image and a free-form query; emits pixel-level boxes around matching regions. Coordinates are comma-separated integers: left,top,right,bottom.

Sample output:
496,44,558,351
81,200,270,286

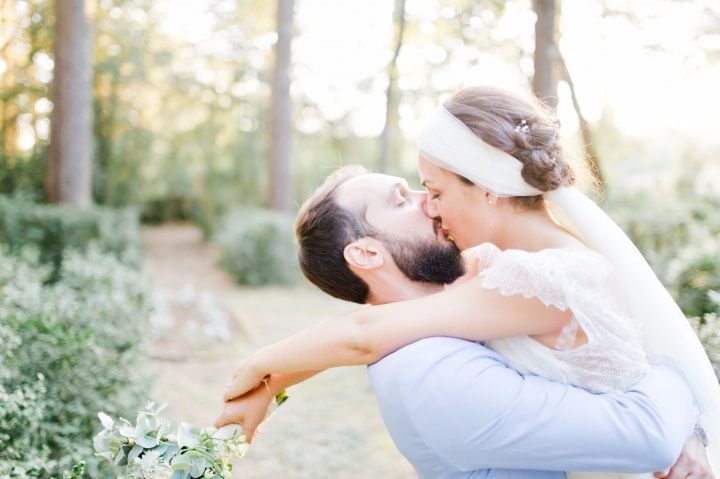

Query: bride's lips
433,220,452,242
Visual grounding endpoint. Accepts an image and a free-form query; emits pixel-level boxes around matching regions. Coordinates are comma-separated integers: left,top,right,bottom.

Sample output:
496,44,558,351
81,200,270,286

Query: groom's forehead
335,173,403,210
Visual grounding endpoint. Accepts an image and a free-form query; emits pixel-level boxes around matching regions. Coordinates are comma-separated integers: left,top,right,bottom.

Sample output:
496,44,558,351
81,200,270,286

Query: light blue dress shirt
368,337,697,479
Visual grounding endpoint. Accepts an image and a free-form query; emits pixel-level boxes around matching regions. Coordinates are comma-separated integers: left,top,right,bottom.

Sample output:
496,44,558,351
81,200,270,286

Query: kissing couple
218,86,719,479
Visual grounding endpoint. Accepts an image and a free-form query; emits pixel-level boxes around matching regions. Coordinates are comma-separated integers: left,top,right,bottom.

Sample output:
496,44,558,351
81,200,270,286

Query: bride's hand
224,357,267,403
215,382,274,442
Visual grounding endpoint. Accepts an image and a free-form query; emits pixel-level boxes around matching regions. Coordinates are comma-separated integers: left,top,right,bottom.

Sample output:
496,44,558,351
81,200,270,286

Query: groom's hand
214,382,275,443
654,433,714,479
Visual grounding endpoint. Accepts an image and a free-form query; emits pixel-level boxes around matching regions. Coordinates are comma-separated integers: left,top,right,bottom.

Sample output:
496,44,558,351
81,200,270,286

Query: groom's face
335,173,437,241
335,173,464,283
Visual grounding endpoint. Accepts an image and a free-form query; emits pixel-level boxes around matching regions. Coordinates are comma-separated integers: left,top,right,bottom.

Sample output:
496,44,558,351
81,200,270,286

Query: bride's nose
422,193,439,218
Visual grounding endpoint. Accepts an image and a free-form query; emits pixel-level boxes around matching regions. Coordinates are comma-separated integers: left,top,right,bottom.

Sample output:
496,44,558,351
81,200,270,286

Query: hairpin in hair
514,119,530,134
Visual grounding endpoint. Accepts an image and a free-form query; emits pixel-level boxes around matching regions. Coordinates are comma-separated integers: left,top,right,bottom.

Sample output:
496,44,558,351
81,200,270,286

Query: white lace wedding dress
466,243,652,479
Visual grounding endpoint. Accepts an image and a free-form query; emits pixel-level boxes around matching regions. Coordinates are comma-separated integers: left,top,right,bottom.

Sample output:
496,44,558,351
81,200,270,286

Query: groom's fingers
655,470,670,479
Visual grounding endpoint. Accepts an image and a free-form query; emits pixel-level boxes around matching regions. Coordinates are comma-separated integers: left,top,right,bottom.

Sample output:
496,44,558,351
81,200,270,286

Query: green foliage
0,245,152,478
94,403,249,478
609,193,720,319
140,196,200,225
0,196,142,281
215,208,299,286
689,308,720,381
609,191,720,378
0,152,47,201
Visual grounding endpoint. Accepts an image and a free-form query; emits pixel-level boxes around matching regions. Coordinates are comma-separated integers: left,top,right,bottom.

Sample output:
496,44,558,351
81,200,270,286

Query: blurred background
1,0,719,477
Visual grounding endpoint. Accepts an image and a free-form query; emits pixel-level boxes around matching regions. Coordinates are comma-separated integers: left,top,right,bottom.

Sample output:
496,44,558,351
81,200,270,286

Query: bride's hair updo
443,86,577,209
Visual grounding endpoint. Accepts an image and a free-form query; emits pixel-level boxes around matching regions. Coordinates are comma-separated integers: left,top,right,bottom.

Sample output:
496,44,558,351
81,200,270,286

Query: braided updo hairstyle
443,86,577,210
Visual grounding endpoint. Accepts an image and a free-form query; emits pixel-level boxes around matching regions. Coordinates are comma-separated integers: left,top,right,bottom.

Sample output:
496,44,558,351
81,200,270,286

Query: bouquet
94,391,288,479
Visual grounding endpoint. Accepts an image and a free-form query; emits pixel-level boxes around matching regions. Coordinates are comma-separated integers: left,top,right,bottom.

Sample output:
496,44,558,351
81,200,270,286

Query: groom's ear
343,238,385,271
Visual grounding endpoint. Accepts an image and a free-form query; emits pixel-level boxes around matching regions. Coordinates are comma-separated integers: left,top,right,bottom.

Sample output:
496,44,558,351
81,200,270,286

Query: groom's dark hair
295,165,375,304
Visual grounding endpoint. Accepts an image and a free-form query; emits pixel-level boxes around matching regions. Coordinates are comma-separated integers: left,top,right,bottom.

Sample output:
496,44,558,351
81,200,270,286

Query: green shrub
0,196,142,280
215,208,299,286
610,193,720,318
0,247,152,478
140,195,199,225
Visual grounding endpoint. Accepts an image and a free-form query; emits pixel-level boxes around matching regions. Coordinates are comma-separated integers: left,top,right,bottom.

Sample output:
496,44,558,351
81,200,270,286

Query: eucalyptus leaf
93,430,110,453
135,434,158,448
176,422,199,448
171,469,190,479
118,423,136,438
171,454,192,466
189,457,209,477
136,411,153,435
127,445,143,462
212,424,241,440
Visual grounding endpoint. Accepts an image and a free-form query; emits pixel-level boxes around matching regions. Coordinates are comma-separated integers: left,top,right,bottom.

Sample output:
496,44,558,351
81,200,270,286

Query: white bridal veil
418,106,720,469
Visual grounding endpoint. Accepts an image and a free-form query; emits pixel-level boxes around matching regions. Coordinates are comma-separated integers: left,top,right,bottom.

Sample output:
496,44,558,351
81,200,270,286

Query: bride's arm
224,276,570,401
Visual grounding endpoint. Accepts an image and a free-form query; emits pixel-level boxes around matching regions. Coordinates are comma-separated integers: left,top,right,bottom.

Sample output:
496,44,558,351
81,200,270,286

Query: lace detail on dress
464,243,649,393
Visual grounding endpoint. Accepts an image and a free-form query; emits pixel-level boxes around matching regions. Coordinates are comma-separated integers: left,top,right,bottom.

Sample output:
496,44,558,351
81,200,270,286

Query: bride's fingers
214,408,236,429
224,381,253,402
214,413,227,429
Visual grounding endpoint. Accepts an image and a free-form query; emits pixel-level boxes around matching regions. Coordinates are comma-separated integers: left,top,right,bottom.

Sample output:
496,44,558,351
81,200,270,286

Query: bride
221,86,720,476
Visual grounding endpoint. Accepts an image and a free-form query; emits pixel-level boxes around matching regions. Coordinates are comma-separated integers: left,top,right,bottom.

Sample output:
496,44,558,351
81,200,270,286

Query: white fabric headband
417,106,543,197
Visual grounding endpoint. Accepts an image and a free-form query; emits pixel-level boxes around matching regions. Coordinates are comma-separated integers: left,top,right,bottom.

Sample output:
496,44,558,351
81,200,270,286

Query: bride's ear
485,191,498,206
344,238,385,271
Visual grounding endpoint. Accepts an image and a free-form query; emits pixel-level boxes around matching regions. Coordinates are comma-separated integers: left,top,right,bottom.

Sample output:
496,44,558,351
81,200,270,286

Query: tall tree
379,0,407,174
269,0,293,211
557,53,606,194
47,0,93,206
532,0,559,109
532,0,605,192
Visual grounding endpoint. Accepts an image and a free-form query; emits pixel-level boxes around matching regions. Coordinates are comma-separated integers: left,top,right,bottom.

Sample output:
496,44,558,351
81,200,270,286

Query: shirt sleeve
397,338,697,473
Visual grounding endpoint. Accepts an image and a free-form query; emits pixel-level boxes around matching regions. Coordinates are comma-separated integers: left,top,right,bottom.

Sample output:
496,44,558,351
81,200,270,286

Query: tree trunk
47,0,93,206
532,0,559,110
269,0,293,212
379,0,406,174
557,52,607,194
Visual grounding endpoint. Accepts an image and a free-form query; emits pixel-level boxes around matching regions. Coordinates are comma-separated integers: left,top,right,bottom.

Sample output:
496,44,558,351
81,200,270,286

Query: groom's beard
380,234,464,285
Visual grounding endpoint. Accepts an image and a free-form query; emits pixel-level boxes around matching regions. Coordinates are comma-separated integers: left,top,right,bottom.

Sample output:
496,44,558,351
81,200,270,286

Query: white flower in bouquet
94,392,287,479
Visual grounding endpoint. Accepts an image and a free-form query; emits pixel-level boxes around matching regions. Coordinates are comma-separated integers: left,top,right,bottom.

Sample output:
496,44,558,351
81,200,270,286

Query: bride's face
417,154,495,250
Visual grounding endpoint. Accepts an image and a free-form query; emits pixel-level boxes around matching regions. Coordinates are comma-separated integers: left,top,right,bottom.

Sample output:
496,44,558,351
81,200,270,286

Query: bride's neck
494,207,574,252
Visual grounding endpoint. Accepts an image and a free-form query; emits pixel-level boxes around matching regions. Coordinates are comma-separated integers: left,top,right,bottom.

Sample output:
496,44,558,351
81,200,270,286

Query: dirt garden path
142,224,415,478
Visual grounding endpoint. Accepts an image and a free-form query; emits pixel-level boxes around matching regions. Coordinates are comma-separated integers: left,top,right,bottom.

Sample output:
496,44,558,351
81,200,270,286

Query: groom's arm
371,337,697,473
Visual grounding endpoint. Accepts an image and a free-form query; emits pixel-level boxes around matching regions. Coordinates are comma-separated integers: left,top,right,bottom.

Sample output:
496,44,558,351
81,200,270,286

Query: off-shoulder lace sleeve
478,248,611,311
479,247,648,393
462,242,502,271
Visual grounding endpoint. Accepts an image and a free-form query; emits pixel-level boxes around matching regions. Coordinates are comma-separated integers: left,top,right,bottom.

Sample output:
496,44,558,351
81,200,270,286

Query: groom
222,166,711,478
